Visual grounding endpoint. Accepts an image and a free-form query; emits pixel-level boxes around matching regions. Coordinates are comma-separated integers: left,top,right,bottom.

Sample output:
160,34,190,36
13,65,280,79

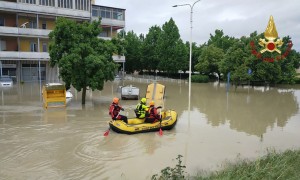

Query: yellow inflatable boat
109,110,177,134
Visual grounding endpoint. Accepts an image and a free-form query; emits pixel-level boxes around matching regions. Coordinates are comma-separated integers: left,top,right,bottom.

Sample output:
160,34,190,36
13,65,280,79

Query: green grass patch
195,149,300,180
153,149,300,180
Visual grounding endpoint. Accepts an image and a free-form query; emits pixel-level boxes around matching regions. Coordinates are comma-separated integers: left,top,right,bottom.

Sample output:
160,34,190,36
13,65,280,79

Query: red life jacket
148,106,159,119
109,103,121,118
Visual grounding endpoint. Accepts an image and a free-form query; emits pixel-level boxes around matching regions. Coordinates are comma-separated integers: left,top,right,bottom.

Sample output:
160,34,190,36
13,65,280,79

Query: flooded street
1,78,300,180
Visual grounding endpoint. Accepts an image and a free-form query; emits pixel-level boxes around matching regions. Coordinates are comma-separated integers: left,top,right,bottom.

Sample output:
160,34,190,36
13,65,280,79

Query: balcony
92,17,125,28
0,26,51,37
0,1,90,19
0,51,125,62
0,51,49,61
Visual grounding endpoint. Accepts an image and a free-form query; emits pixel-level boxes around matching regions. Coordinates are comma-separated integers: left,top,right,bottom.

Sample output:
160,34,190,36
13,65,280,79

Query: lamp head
172,5,178,7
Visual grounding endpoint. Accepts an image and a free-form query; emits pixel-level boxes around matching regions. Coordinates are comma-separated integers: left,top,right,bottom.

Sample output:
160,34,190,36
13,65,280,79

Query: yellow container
42,83,66,109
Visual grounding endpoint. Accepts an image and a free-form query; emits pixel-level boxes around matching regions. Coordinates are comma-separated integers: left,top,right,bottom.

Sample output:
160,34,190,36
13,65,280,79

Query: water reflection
188,83,299,137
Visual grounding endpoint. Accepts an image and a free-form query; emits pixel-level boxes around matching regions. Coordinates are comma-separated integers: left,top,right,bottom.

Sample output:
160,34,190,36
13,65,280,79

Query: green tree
176,40,189,74
192,42,202,73
219,39,250,87
248,33,300,84
208,29,236,53
276,36,300,84
124,31,143,73
183,42,199,74
49,17,117,105
196,29,236,80
141,25,162,73
218,31,300,86
158,18,187,75
195,44,224,79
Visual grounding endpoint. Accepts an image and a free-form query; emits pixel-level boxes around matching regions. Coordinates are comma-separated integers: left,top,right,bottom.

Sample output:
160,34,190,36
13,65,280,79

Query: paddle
157,106,163,136
104,111,120,137
103,126,110,137
158,120,163,136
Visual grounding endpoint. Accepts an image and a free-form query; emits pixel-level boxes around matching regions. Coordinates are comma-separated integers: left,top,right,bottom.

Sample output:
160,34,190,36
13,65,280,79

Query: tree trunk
82,86,86,105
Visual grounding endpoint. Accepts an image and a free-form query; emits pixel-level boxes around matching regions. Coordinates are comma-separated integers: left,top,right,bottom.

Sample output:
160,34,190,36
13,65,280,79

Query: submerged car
0,76,13,88
121,85,139,100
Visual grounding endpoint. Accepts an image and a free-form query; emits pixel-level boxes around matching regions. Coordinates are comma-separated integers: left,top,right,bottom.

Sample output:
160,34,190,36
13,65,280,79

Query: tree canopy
158,18,188,75
49,17,117,104
49,16,300,95
141,25,162,72
124,30,143,73
120,15,299,85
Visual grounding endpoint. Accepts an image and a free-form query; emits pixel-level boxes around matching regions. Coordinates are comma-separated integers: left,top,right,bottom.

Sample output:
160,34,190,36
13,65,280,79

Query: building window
93,7,124,20
75,0,89,11
100,9,105,18
49,0,54,6
113,9,124,20
39,0,54,6
30,42,37,52
25,0,36,4
0,40,7,51
92,8,98,16
19,0,36,3
58,0,73,9
29,21,37,29
105,11,111,19
42,43,47,52
42,22,47,29
0,17,4,26
99,31,108,37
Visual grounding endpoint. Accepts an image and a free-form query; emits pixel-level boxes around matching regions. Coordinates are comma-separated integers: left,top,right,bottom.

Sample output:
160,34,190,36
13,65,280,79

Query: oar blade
104,128,110,137
159,128,163,136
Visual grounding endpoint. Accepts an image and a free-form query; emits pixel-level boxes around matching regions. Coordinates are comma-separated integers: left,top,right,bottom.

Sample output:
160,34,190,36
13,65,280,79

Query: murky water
1,78,300,180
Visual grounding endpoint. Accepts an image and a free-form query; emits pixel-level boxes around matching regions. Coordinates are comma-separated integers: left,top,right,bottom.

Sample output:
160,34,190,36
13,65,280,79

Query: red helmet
113,97,119,104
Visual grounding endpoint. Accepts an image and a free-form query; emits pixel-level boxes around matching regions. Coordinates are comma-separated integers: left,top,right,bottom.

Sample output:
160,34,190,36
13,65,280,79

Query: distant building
0,0,125,82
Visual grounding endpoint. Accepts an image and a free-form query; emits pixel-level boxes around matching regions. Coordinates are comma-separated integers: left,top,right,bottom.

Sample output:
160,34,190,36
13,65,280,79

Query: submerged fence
124,75,186,84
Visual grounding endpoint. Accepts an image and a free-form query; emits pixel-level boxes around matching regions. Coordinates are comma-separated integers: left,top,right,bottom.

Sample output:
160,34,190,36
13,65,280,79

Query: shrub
295,76,300,84
191,75,209,83
152,155,187,180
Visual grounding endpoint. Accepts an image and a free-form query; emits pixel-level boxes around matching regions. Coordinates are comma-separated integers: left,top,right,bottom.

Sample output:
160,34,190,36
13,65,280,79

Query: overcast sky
96,0,300,52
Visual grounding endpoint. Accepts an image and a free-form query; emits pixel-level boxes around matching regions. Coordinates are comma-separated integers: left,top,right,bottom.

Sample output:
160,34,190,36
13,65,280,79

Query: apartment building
0,0,125,83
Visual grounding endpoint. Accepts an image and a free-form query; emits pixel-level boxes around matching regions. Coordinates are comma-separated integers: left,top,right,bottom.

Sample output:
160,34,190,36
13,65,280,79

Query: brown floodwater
1,77,300,179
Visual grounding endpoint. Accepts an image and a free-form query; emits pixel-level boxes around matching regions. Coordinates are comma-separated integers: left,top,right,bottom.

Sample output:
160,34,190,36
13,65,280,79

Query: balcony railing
92,17,125,28
0,51,125,62
0,51,50,60
0,26,51,37
0,1,90,19
0,26,118,40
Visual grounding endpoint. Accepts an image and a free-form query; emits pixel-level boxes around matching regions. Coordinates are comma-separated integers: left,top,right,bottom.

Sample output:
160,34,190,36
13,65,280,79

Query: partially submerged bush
152,155,187,180
295,76,300,84
191,75,209,83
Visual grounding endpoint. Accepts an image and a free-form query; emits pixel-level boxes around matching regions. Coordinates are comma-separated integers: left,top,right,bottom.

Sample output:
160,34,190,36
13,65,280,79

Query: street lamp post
173,0,201,116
